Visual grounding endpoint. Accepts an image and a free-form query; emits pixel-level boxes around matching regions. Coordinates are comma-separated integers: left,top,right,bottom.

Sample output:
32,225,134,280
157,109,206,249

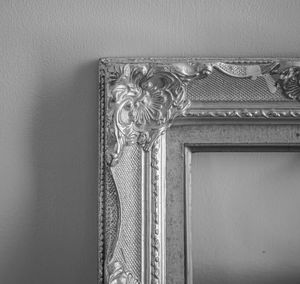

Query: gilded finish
186,109,300,119
99,58,300,284
108,261,139,284
276,67,300,100
98,62,106,284
106,62,211,166
150,140,160,284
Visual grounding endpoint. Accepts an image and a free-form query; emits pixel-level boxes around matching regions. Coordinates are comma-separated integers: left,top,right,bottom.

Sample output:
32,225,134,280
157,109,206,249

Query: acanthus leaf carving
276,67,300,101
108,261,139,284
105,60,300,166
211,61,300,100
213,61,279,79
100,58,300,284
107,63,211,166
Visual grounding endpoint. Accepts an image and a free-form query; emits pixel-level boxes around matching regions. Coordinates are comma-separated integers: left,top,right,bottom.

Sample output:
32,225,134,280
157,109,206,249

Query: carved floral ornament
104,61,300,166
99,58,300,284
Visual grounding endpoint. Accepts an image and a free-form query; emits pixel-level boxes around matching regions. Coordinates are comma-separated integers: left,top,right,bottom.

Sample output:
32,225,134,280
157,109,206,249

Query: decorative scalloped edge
186,109,300,119
98,61,107,283
151,141,160,284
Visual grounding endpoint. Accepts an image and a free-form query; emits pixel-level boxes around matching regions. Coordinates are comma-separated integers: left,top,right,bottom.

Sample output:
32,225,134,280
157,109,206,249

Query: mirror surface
191,151,300,284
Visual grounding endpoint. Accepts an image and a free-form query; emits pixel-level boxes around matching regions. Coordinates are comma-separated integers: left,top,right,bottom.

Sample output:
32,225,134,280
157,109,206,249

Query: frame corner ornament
104,60,300,166
106,62,212,166
99,57,300,284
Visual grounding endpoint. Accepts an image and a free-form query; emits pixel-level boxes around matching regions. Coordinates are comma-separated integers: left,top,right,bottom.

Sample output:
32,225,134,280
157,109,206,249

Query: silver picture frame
98,57,300,284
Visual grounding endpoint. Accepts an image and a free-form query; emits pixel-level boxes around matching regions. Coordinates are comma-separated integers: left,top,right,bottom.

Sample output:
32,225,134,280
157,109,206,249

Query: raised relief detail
108,261,139,284
213,61,279,93
151,140,160,284
213,61,279,79
213,62,300,100
106,61,300,167
107,63,211,166
100,58,300,284
186,109,300,118
276,67,300,100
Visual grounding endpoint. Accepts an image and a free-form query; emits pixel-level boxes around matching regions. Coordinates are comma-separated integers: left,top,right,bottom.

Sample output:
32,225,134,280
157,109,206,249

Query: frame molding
184,143,300,284
98,57,300,284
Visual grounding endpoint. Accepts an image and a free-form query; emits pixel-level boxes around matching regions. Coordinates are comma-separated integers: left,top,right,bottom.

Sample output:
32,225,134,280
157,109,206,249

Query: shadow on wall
2,61,98,284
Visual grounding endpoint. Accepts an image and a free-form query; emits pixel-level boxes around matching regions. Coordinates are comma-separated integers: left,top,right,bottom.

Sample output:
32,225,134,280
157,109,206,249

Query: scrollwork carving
213,61,279,79
276,67,300,101
100,58,300,284
107,63,211,166
105,60,300,167
211,61,300,100
108,261,139,284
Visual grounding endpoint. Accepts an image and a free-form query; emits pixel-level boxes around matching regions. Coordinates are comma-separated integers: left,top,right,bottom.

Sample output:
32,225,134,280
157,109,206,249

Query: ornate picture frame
98,57,300,284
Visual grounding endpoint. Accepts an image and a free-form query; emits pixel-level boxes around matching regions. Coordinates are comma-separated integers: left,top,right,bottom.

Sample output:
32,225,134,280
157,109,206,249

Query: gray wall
192,152,300,284
1,1,300,283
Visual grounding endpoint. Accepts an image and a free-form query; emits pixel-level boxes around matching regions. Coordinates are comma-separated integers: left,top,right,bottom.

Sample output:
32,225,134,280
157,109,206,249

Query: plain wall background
1,1,300,283
192,152,300,284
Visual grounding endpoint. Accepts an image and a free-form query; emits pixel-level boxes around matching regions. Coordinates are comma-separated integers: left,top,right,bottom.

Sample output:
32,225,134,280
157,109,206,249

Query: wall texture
1,1,300,283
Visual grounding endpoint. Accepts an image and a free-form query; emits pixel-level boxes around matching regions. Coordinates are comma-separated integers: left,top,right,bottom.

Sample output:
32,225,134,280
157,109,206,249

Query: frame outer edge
98,59,107,284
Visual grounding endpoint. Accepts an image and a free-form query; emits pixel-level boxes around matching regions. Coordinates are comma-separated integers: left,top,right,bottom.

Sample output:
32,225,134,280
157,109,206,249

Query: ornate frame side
98,57,300,284
98,60,106,284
